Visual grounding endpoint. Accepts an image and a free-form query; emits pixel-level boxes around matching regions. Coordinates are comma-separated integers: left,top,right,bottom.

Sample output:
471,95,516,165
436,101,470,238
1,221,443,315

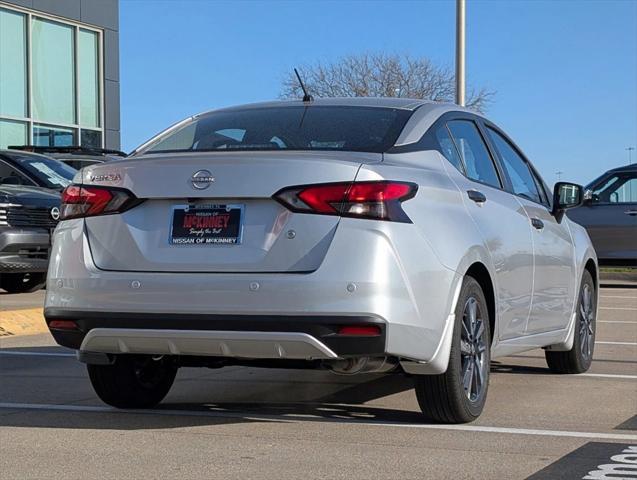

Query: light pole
556,171,563,182
456,0,466,106
627,146,635,165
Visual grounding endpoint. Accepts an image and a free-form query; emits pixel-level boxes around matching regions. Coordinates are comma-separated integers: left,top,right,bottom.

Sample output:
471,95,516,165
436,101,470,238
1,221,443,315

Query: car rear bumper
46,218,461,363
44,310,386,357
0,228,51,273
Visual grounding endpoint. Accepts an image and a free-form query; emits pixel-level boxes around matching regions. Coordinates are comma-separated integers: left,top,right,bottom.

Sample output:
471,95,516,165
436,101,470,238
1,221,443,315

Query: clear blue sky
120,0,637,186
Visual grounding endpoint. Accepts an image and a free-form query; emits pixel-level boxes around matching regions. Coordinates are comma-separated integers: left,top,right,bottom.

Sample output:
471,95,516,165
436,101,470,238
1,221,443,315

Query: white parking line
599,320,637,324
0,351,75,358
0,402,635,441
582,373,637,380
599,307,637,311
596,341,637,346
600,295,637,299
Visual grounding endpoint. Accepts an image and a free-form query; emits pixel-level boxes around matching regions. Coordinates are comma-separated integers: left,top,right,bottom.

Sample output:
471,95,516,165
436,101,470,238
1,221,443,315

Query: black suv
0,150,76,293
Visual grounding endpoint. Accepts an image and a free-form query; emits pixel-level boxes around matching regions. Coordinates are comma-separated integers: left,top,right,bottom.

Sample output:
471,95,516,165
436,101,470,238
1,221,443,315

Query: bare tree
281,53,494,113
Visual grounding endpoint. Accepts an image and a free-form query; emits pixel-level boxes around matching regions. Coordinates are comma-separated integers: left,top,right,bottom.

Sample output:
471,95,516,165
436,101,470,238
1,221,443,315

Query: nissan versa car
44,98,598,423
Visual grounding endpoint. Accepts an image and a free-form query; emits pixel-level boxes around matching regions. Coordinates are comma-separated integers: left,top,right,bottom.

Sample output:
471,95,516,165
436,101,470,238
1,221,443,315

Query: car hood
0,184,61,207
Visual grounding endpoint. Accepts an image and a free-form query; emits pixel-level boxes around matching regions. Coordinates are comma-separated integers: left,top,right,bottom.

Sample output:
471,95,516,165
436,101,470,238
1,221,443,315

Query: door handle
531,218,544,230
624,210,637,216
467,190,487,204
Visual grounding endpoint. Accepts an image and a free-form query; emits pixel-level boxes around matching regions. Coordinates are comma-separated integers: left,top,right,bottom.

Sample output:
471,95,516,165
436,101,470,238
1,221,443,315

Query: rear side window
435,126,464,173
485,127,542,204
140,106,412,154
447,120,501,188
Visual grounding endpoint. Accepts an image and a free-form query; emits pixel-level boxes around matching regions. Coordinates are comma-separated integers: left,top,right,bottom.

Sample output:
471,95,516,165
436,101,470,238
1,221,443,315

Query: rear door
82,151,375,273
568,170,637,264
483,124,576,334
444,119,535,340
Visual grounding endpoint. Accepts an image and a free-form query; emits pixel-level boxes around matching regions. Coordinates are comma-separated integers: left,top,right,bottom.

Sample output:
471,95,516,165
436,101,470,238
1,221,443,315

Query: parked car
8,146,127,170
44,98,597,423
0,184,61,293
567,164,637,267
0,150,75,293
0,149,77,191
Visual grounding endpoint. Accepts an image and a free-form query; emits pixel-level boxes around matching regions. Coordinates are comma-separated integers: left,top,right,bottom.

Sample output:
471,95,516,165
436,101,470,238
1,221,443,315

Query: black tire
414,276,491,423
0,273,46,293
87,355,177,408
545,270,596,374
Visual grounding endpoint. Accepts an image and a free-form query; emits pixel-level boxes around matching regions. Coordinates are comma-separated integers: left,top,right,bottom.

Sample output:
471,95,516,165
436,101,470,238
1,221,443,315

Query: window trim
0,3,104,148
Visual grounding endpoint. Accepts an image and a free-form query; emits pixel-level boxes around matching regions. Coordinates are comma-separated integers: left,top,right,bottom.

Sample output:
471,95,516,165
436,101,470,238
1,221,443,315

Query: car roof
0,149,57,162
606,163,637,174
211,97,435,113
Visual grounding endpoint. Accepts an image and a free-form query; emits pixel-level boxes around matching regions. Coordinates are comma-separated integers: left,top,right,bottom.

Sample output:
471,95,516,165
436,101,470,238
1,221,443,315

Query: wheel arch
465,262,496,347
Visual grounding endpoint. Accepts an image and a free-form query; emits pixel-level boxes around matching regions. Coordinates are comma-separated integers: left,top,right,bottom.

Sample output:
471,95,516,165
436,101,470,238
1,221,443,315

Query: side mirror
551,182,584,221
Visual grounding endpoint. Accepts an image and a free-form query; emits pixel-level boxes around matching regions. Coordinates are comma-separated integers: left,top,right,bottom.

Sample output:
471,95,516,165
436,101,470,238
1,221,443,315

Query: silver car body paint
46,98,597,374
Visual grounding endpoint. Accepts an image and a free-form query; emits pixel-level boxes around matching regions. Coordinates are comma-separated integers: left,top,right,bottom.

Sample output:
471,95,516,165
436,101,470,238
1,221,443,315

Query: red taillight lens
48,320,79,330
60,185,139,220
274,181,417,222
338,325,382,336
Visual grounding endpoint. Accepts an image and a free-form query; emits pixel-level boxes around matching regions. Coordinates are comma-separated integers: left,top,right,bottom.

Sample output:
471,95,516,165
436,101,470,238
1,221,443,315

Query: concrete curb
0,309,48,337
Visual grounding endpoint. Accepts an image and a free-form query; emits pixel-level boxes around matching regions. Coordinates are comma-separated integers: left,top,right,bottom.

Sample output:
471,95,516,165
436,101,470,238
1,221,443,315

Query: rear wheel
545,270,596,374
0,273,46,293
87,355,177,408
414,276,491,423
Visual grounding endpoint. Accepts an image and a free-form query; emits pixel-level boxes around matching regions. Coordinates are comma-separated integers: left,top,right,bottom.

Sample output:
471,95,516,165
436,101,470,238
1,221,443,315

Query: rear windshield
138,106,412,154
13,154,77,190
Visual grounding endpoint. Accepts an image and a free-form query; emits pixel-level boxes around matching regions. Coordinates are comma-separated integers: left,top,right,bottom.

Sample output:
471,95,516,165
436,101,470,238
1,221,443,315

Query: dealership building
0,0,120,150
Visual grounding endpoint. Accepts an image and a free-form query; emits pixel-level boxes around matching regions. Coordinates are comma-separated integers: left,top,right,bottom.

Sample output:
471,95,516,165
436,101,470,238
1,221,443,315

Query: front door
482,125,576,334
445,119,535,340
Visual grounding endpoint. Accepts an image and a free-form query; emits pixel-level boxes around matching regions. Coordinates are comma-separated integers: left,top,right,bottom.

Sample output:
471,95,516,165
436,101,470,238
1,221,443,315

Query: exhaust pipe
326,357,398,375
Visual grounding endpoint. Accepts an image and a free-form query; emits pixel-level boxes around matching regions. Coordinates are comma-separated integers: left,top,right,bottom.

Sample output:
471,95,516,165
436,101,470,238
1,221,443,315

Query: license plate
170,204,243,245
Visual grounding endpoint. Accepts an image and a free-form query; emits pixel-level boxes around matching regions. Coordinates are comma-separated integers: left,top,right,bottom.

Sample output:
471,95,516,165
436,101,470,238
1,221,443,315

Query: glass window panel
79,29,100,128
0,119,27,149
81,129,101,148
31,18,75,124
447,120,501,189
0,9,27,117
33,124,76,147
486,127,541,203
435,125,464,173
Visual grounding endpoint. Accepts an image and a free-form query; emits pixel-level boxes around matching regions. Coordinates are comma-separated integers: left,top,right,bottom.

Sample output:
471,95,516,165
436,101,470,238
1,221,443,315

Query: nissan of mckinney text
44,98,598,423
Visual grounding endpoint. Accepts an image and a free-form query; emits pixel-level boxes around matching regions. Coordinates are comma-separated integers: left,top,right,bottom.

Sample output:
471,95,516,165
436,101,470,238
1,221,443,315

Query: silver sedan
45,98,598,423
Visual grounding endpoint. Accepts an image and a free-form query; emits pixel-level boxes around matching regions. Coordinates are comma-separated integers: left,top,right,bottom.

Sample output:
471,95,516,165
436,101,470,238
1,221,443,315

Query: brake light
60,185,140,220
274,181,417,222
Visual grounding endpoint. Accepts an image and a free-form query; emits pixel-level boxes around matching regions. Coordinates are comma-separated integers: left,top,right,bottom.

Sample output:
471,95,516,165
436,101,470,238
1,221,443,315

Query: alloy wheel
460,296,488,402
579,283,595,360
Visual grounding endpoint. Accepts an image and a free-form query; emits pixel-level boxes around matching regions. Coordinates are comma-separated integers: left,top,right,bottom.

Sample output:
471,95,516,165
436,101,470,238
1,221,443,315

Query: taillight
274,181,417,222
60,185,140,220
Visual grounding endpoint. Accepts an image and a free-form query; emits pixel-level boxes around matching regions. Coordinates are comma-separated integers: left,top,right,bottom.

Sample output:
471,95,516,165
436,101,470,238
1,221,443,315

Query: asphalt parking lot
0,287,635,479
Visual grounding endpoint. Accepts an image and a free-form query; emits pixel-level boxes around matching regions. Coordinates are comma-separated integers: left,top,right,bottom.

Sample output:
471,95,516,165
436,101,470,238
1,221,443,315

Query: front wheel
545,270,596,374
414,276,491,423
87,355,177,408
